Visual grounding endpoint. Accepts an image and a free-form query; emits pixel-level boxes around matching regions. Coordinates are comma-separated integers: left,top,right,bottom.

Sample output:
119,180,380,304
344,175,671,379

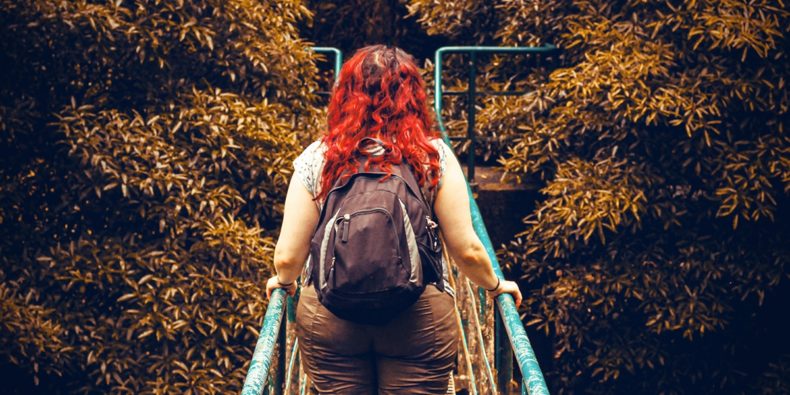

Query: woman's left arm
266,174,320,298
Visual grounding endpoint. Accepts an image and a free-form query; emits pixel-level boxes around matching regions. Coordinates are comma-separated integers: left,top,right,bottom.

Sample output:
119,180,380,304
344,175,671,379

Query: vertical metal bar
434,50,446,135
478,287,486,323
285,339,301,394
334,52,343,79
466,52,477,182
287,293,298,323
465,280,498,394
274,315,287,394
458,315,479,395
495,307,514,394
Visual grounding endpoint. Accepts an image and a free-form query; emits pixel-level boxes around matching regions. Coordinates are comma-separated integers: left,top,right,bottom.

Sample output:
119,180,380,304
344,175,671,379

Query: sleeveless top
292,137,456,297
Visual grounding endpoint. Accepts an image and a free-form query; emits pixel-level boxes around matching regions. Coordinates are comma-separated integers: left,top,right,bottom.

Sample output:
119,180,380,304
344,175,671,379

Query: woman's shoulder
428,137,450,154
303,138,327,154
295,139,327,162
428,137,452,162
293,139,328,197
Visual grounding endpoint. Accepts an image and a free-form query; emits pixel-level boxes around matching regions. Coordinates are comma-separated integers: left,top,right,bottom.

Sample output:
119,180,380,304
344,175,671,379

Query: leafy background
1,0,788,394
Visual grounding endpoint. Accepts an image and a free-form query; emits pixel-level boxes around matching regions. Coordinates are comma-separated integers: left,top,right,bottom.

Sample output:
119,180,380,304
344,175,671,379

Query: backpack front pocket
331,207,406,294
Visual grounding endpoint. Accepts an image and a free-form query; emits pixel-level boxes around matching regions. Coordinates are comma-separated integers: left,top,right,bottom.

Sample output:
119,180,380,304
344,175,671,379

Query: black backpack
307,137,444,325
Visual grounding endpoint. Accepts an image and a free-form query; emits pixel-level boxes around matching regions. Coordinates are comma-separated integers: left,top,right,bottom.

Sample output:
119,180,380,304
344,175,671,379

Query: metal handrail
434,45,554,395
241,289,286,395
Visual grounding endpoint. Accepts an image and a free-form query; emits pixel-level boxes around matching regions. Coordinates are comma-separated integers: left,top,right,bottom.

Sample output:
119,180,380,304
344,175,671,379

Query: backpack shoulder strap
393,161,435,218
330,137,437,217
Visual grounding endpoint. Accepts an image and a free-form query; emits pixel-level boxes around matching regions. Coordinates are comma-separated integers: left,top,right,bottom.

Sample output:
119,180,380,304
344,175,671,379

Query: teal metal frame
434,45,555,395
242,45,553,395
434,45,556,183
241,289,286,395
312,47,343,84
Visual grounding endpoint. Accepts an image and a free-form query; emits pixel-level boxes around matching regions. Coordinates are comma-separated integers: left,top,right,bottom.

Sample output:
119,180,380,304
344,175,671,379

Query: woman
265,45,523,394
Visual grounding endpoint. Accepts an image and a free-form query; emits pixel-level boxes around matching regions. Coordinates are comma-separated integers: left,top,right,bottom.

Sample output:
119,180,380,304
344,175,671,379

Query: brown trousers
296,284,459,394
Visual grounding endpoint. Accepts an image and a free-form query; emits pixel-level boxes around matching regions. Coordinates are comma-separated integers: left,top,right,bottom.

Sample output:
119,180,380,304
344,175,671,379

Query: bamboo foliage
0,1,322,393
409,0,789,393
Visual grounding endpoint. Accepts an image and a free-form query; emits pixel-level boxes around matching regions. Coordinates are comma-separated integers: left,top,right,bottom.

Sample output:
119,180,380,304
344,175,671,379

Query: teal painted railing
312,47,343,83
242,45,553,395
434,45,557,183
241,289,286,395
434,45,554,395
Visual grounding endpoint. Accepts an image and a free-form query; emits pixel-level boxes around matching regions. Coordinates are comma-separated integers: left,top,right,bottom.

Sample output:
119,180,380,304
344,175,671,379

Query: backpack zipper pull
426,216,439,249
341,213,350,242
426,216,438,229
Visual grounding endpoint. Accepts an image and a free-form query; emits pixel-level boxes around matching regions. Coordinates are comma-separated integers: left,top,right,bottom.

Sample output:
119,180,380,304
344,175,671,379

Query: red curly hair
316,45,442,202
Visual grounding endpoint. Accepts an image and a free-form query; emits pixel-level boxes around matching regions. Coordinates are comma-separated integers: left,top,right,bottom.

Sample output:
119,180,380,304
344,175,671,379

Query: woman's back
292,136,456,294
265,44,522,394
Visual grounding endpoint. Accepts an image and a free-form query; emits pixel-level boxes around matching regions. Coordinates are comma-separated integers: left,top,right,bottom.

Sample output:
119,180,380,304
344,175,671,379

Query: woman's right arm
433,142,522,306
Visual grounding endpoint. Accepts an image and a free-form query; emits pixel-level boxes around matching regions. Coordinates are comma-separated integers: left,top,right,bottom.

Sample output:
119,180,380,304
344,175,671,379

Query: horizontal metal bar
436,45,558,55
445,135,518,143
444,90,531,96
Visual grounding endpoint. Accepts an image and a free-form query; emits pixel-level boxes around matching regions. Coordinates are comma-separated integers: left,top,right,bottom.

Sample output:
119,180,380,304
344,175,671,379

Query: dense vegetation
1,0,787,394
406,0,789,393
0,1,321,393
